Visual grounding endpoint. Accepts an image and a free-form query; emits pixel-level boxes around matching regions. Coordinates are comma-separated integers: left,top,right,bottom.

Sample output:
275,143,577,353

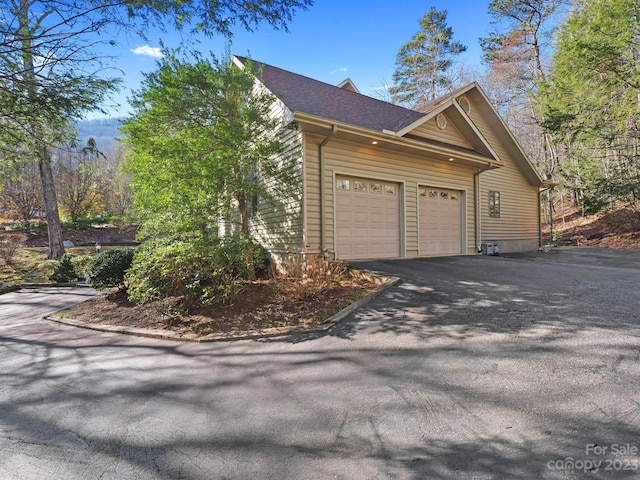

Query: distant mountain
75,118,125,152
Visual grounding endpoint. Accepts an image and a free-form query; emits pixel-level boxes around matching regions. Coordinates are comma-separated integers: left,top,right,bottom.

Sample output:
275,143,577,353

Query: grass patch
0,246,132,287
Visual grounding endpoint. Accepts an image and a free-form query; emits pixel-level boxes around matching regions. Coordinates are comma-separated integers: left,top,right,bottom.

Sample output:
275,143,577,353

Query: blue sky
93,0,493,119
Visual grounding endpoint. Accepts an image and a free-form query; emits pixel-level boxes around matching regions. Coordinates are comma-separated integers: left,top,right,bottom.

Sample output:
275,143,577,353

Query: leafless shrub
280,249,349,300
0,234,25,266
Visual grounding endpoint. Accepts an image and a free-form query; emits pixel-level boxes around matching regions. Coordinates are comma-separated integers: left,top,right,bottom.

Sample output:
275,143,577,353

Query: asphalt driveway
1,247,639,479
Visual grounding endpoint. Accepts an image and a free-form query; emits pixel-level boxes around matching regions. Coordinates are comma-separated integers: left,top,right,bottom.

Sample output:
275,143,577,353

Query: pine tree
389,7,467,108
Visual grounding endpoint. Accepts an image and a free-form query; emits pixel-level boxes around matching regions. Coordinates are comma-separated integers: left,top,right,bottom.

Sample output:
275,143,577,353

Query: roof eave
293,112,500,170
472,86,546,186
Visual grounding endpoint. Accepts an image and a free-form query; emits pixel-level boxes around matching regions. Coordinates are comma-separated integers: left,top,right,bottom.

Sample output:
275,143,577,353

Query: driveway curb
0,282,92,295
44,275,401,342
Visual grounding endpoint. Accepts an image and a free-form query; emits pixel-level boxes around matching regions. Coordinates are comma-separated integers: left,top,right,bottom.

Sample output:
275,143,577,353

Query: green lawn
0,246,123,287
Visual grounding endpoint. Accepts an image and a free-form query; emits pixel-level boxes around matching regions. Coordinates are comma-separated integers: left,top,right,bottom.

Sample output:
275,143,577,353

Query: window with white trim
489,191,501,218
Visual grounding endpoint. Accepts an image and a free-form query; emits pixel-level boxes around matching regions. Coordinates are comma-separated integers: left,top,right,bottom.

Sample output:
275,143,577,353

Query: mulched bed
59,275,382,337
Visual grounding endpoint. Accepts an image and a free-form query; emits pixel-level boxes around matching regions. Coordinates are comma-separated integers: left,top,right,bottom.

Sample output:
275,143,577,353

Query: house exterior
232,55,546,262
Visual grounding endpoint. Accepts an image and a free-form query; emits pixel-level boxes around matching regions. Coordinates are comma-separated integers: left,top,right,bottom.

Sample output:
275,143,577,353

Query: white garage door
419,186,463,256
335,176,400,260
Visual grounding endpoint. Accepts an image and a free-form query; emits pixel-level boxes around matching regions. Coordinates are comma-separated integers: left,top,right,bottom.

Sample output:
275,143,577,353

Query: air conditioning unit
481,242,499,255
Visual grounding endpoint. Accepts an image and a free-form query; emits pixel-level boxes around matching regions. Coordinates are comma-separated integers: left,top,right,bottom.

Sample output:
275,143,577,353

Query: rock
63,240,75,248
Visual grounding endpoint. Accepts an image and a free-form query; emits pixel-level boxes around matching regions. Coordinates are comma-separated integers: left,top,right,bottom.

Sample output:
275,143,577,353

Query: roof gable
234,55,423,132
233,55,544,186
337,78,359,93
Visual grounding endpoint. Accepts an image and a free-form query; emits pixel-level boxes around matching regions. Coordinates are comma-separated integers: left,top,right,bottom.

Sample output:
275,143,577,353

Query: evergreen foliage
84,248,137,290
389,7,466,108
122,52,296,280
539,0,640,212
49,254,78,283
125,237,269,310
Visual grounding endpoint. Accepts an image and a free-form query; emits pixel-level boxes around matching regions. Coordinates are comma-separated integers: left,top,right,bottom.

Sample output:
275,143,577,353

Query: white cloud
130,45,164,58
331,67,349,74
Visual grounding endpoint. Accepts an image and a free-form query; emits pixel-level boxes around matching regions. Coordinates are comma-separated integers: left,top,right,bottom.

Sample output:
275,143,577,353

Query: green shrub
216,237,270,278
251,241,270,276
582,193,608,216
49,254,78,283
61,214,121,229
125,237,269,309
84,248,136,289
71,254,93,279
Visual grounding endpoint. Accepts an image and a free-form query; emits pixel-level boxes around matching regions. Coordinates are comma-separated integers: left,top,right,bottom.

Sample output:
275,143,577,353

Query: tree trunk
19,0,65,259
237,192,256,281
39,153,65,259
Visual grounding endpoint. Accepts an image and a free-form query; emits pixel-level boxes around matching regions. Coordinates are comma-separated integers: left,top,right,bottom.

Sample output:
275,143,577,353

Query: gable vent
459,96,471,114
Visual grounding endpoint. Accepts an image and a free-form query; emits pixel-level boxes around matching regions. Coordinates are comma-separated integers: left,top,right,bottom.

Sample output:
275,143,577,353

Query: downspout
474,162,493,252
319,125,338,254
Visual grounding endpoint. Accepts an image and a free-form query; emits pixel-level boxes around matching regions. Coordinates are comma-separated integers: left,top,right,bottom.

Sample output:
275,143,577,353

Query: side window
248,194,259,218
489,191,501,218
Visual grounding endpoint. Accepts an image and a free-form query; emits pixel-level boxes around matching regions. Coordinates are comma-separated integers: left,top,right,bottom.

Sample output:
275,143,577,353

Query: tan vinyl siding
250,128,305,257
466,102,540,245
480,169,539,240
410,116,474,150
304,140,322,252
304,133,477,258
246,76,305,260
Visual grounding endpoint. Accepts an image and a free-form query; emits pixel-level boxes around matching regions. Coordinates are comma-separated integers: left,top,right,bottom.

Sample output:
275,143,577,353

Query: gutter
474,162,494,252
319,125,338,253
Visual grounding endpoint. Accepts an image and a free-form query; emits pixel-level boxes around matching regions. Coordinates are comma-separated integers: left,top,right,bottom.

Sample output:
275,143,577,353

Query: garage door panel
352,196,370,209
384,213,398,224
419,186,462,256
369,197,384,209
353,215,370,226
336,175,400,260
353,226,370,240
336,211,353,224
369,229,384,240
336,195,353,207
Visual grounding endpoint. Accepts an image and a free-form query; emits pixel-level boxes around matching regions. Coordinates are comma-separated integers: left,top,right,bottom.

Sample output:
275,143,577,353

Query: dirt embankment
542,207,640,249
2,224,140,248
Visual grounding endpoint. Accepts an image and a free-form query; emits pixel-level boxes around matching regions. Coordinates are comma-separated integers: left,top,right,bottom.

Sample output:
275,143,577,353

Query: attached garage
233,55,548,262
335,175,401,260
418,186,463,256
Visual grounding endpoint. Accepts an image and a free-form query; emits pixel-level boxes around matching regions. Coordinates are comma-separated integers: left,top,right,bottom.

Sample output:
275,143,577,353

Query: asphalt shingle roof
235,56,425,133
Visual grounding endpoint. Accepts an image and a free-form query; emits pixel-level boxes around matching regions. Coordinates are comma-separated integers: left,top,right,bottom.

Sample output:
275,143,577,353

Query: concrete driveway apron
1,248,639,479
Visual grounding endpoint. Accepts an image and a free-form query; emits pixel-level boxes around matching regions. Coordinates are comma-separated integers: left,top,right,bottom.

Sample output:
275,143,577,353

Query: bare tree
0,153,43,232
54,138,103,226
480,0,569,229
96,142,133,218
1,0,122,257
0,0,313,258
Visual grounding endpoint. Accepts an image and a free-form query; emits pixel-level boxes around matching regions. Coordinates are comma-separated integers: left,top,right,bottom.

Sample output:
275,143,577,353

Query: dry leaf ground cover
542,206,640,249
57,273,383,339
2,223,384,339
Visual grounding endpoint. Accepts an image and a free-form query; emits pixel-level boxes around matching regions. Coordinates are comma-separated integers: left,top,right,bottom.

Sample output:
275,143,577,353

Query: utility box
481,242,498,255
